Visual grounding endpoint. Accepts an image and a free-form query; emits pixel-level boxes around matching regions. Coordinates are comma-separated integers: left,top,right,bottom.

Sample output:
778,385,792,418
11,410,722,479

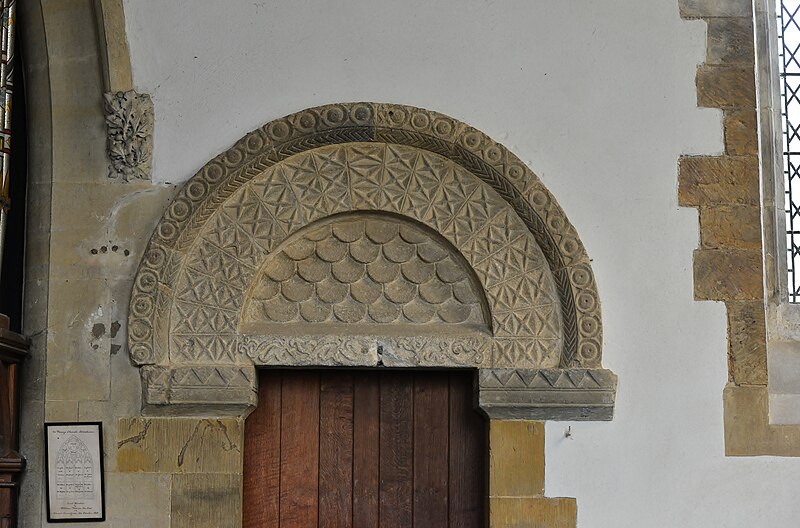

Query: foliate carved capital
103,90,153,181
477,368,617,420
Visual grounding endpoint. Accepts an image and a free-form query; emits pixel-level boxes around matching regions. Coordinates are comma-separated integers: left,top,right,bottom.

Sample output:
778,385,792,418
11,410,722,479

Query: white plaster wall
123,0,800,526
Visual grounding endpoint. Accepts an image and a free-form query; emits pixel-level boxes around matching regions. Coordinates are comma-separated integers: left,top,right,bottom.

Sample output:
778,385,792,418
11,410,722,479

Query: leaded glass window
779,0,800,301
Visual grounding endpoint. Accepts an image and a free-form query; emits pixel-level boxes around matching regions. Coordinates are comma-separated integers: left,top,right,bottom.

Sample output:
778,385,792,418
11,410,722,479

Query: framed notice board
44,422,105,523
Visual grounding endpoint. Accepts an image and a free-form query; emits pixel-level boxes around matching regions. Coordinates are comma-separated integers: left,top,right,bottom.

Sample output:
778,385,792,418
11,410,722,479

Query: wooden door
243,369,486,528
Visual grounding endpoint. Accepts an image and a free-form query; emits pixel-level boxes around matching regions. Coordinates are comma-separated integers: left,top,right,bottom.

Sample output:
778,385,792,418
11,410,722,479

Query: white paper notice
46,423,104,520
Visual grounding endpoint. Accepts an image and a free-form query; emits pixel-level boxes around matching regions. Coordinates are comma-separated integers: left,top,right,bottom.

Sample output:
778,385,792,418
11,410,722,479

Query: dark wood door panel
243,370,486,528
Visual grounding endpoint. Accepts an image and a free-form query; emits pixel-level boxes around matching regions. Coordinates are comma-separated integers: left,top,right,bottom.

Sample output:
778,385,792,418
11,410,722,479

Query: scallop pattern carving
242,215,487,330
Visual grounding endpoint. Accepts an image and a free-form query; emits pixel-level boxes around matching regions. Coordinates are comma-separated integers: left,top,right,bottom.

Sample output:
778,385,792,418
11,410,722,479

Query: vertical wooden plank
242,370,281,528
449,372,487,528
353,372,380,528
280,371,320,528
412,372,449,527
379,372,413,528
319,372,354,528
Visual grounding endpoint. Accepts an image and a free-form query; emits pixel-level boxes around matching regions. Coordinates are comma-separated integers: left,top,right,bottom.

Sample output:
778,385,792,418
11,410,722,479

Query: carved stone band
477,368,618,421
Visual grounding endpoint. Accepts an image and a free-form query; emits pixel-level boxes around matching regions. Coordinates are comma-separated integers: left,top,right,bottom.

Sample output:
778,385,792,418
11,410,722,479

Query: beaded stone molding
129,103,615,417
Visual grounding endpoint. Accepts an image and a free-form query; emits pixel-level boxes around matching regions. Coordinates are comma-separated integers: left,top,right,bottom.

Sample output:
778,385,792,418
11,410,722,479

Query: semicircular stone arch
129,103,613,416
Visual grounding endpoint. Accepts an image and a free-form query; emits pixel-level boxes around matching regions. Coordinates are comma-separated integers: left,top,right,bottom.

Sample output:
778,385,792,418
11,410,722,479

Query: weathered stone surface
489,497,577,528
477,368,617,421
679,0,752,18
104,473,171,528
696,65,756,109
45,279,113,402
117,417,243,474
707,17,755,65
724,384,800,456
678,156,759,206
693,249,763,301
44,400,78,422
699,205,762,250
727,301,768,385
171,473,242,528
489,421,545,497
723,109,758,156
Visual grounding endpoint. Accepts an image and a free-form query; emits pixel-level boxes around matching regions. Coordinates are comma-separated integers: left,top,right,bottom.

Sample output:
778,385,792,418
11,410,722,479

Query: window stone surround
679,0,800,453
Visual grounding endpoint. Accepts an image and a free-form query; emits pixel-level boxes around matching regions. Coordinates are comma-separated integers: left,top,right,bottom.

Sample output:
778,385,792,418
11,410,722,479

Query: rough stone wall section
679,0,800,454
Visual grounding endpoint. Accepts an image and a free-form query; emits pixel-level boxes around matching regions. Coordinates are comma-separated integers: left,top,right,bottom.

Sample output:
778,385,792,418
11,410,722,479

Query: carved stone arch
129,103,616,418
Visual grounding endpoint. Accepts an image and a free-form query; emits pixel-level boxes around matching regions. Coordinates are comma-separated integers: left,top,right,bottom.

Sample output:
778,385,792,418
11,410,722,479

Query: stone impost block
726,301,768,385
171,473,242,528
477,368,617,421
724,384,800,456
489,497,577,528
707,17,755,65
693,249,763,301
489,421,545,498
116,417,243,474
140,365,258,416
699,205,762,250
678,156,759,206
679,0,752,18
724,109,758,156
696,65,756,109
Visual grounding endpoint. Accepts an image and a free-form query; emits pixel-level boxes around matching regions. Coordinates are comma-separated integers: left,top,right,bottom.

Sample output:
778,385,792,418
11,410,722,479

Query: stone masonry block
171,473,242,528
724,385,800,456
696,65,756,109
678,156,759,206
724,109,758,156
117,417,243,474
699,205,762,250
707,17,755,65
726,301,768,385
104,473,171,528
679,0,752,18
489,421,545,498
693,249,763,301
490,497,577,528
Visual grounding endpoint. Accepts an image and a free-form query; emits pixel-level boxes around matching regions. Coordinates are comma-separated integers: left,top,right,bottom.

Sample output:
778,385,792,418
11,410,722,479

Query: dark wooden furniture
0,314,27,528
243,369,487,528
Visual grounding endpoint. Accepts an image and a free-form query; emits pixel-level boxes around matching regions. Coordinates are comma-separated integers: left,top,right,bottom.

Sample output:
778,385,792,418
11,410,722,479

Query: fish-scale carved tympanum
129,103,615,417
242,214,487,330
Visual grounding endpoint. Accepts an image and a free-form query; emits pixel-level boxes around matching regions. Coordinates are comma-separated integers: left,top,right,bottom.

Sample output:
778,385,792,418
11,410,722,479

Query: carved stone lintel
103,90,153,181
476,368,617,421
141,365,257,417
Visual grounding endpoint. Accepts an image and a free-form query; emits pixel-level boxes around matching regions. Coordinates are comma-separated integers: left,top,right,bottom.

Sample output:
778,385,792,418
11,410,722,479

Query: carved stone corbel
103,90,153,180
